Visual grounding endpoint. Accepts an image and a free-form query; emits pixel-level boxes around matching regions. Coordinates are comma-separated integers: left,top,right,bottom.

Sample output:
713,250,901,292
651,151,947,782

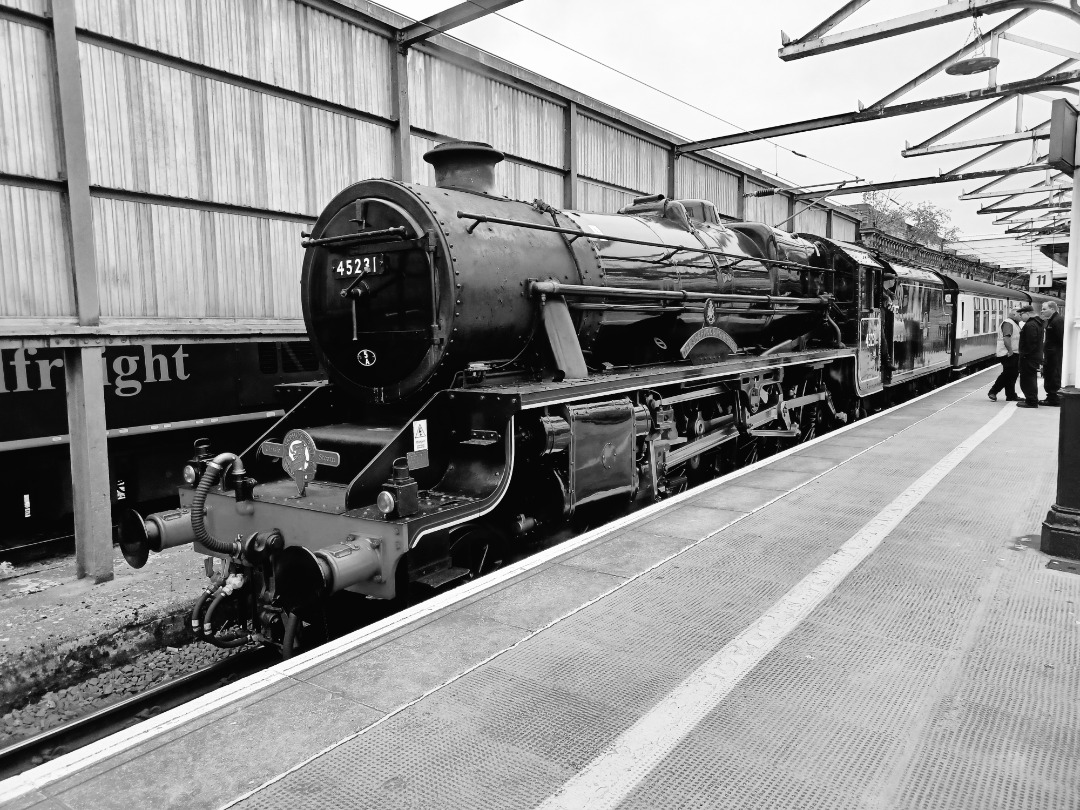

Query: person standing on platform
1016,305,1044,408
987,304,1021,402
1040,300,1063,407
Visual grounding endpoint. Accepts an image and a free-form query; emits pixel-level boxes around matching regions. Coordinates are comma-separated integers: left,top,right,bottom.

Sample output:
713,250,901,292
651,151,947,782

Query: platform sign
1049,98,1078,175
1030,271,1053,290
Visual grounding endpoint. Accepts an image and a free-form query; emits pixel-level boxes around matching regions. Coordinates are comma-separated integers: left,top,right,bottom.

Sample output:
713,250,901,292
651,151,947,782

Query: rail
0,647,275,780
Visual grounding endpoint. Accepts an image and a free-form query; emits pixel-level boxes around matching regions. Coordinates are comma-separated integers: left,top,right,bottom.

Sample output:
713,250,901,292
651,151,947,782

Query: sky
375,0,1077,275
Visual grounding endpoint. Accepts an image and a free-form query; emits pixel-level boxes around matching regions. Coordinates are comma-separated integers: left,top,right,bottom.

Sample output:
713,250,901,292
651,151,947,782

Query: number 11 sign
1030,271,1052,290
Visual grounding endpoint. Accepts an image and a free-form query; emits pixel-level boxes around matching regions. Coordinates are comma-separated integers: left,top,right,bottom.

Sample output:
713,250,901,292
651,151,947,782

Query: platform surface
4,368,1077,810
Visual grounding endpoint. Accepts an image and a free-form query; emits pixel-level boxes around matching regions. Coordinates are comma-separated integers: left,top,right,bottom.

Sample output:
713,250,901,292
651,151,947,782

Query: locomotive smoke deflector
423,140,504,194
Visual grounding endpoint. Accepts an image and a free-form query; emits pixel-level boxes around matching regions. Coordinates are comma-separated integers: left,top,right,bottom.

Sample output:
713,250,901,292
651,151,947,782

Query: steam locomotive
119,140,1043,655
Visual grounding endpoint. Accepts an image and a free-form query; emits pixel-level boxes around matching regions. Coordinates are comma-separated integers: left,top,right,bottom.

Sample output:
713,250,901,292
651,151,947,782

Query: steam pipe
191,453,244,556
825,312,844,347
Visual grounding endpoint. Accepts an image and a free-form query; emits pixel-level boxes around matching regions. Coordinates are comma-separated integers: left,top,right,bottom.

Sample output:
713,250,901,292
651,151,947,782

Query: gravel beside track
0,646,276,779
0,545,209,717
0,641,239,752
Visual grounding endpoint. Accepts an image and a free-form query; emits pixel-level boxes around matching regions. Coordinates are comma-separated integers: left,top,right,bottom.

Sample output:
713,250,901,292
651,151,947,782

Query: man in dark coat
1041,300,1064,406
1016,305,1044,408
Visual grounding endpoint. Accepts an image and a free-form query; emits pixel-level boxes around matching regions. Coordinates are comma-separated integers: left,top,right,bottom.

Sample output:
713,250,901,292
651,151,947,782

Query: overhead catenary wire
419,1,1068,272
448,0,862,184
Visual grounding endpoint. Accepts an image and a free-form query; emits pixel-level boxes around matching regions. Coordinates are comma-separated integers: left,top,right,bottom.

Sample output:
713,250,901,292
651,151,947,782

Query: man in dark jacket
1017,305,1044,408
1041,300,1064,406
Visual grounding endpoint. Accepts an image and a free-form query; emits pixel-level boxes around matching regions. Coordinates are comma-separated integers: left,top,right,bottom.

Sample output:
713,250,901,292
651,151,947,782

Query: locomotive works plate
333,253,384,278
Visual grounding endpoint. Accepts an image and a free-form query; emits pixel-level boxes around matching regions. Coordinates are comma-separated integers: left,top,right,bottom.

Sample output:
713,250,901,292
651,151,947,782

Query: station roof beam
675,70,1080,154
397,1,525,51
778,1,1080,61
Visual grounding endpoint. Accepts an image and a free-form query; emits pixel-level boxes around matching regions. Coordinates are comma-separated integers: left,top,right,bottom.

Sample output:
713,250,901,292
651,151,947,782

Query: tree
861,192,960,249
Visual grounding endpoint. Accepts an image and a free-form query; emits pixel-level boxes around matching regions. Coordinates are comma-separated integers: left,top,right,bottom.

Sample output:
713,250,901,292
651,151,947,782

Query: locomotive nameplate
333,254,383,278
680,327,738,359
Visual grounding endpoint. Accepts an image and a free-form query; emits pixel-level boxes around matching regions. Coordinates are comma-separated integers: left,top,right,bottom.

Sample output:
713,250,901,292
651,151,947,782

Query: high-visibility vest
996,318,1019,357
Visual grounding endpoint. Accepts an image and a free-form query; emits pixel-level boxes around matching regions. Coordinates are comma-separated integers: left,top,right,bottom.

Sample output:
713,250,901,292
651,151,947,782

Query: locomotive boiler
120,141,862,656
305,141,830,404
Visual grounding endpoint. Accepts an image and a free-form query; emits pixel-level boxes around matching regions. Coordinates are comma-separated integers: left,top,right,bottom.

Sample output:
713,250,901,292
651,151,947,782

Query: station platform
3,366,1077,810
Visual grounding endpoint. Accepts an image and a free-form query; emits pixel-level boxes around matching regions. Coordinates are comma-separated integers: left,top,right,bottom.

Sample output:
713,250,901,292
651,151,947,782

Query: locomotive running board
469,348,854,410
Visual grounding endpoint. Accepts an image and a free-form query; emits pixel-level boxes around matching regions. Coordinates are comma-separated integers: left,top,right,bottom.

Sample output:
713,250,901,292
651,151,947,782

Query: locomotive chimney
423,140,504,195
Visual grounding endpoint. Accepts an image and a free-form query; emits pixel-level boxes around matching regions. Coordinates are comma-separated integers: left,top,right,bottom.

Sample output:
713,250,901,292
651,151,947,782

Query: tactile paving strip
619,405,1078,810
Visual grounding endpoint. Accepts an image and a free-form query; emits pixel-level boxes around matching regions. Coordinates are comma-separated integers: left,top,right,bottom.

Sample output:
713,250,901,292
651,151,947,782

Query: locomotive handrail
300,226,408,249
456,211,823,273
568,303,803,317
528,279,831,309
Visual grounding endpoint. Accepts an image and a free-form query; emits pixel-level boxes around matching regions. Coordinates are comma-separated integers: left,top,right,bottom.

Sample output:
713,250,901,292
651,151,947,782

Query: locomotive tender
119,141,1037,655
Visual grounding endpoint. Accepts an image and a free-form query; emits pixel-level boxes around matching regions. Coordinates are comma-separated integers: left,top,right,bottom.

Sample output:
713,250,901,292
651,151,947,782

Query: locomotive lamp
377,458,419,519
183,438,213,487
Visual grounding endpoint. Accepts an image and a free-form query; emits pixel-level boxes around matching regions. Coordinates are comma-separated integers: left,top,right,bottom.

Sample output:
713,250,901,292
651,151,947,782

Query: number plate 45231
334,254,384,278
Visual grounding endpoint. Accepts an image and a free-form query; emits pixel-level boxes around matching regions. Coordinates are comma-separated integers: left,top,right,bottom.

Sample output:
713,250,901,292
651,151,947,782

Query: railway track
0,646,277,781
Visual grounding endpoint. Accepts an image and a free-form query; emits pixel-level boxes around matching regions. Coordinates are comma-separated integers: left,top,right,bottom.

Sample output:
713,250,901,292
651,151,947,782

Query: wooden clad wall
0,0,858,344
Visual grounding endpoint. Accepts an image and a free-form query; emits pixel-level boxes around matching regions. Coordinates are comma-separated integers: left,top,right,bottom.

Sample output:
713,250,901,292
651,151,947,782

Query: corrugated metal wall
833,216,858,242
793,204,828,237
75,0,394,118
744,181,792,228
0,20,61,180
578,180,637,213
1,0,859,340
0,185,73,318
410,51,563,169
675,157,740,218
578,115,666,198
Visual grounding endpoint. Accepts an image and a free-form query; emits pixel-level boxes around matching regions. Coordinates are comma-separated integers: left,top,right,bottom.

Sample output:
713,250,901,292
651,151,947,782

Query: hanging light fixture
946,17,1001,76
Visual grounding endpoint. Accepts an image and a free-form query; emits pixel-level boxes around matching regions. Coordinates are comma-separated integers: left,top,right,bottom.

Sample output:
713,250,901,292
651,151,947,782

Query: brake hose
191,453,244,556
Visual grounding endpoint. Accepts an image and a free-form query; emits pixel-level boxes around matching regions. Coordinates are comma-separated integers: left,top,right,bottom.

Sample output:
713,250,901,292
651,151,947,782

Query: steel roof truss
960,179,1070,199
778,1,1080,61
902,128,1049,157
676,70,1080,153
